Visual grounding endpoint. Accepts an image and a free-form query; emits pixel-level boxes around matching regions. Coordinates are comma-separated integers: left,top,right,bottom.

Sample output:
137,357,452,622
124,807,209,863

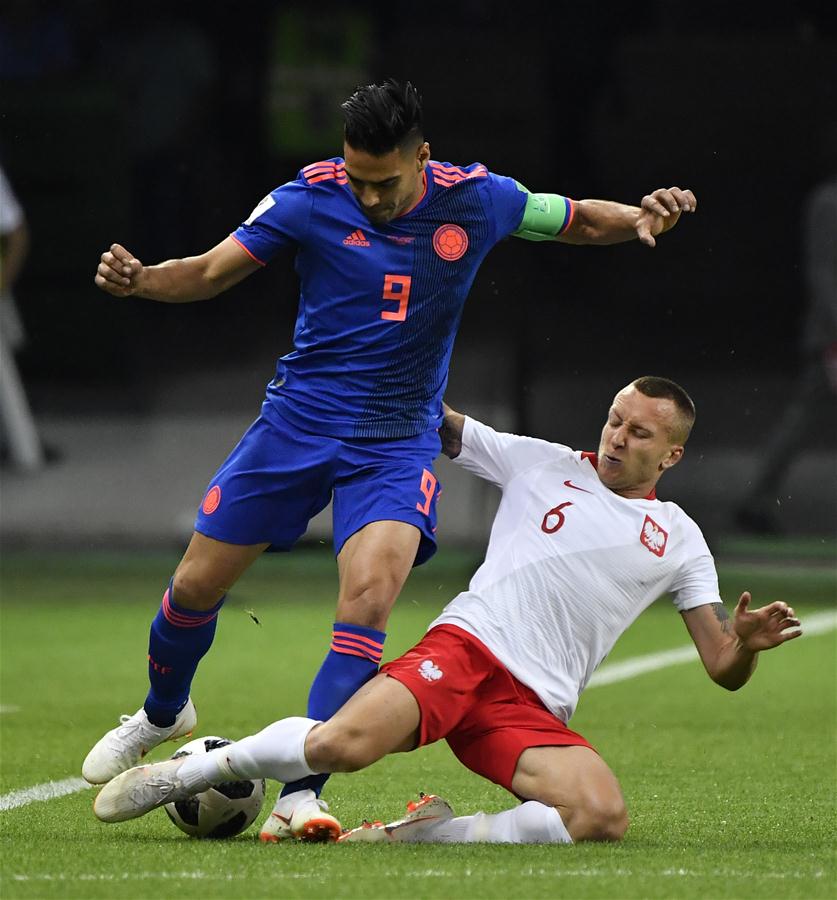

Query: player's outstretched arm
440,402,465,459
681,593,802,691
94,237,261,303
557,187,697,247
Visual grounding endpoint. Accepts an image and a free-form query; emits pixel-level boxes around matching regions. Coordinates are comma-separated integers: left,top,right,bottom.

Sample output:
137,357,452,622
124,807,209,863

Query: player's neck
612,481,658,501
398,171,427,218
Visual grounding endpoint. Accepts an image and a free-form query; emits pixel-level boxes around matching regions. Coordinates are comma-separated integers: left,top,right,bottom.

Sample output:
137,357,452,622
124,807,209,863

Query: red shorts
380,624,594,793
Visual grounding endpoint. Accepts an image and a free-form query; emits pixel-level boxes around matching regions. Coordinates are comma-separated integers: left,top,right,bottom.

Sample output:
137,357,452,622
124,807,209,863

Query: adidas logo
343,229,371,247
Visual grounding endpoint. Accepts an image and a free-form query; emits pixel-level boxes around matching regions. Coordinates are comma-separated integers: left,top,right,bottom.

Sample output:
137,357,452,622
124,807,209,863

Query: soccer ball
164,736,266,839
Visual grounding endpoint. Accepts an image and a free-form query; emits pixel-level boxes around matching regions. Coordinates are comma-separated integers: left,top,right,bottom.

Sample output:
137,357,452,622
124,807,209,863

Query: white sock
413,801,572,844
178,717,320,791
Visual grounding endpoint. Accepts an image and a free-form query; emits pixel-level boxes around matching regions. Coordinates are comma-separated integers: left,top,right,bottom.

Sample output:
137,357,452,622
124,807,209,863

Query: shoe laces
129,772,182,806
110,712,159,753
113,714,144,742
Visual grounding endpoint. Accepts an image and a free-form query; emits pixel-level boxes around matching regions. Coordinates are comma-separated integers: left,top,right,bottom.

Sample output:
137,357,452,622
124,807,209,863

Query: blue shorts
194,402,442,565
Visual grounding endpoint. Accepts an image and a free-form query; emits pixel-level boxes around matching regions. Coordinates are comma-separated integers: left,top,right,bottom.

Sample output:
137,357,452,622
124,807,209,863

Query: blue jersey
231,158,527,439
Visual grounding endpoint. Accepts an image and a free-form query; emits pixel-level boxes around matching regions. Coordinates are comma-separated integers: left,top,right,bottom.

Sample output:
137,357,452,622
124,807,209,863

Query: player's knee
171,563,227,611
338,573,400,628
569,793,629,843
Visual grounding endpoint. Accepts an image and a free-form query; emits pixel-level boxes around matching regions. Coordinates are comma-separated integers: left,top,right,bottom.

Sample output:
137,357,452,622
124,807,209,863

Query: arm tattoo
711,603,732,634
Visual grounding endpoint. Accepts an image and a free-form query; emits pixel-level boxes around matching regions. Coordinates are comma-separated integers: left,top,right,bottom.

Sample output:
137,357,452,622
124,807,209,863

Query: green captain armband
511,181,575,241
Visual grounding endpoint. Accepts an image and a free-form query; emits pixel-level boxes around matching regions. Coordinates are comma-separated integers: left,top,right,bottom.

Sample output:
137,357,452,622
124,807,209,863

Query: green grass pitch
1,548,835,899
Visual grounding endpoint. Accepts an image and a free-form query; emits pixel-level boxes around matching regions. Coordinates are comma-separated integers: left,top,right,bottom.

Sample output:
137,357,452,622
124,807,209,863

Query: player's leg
304,518,421,729
267,523,421,832
82,533,267,784
338,795,568,844
144,532,268,724
84,404,335,784
93,627,486,830
341,634,626,845
93,673,421,831
279,428,441,803
341,748,626,846
194,672,421,786
511,744,628,842
427,745,624,845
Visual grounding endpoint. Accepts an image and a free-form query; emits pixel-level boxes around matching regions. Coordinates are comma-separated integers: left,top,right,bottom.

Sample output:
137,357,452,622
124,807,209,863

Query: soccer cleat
338,792,454,843
259,788,342,844
93,757,194,823
82,698,197,784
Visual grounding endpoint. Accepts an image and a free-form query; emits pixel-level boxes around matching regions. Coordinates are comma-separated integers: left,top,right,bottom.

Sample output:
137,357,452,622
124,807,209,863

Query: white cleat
82,698,197,784
93,757,194,823
259,788,342,843
338,793,454,843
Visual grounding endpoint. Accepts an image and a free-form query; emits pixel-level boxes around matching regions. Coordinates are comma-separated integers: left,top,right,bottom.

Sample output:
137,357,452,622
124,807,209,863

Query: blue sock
144,579,224,727
281,621,385,798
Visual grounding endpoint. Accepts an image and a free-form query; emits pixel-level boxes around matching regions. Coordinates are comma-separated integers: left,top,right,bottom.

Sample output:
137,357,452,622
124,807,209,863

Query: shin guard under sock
144,579,224,726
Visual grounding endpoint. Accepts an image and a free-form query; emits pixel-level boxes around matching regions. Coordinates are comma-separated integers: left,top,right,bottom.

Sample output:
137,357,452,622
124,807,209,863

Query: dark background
2,0,835,431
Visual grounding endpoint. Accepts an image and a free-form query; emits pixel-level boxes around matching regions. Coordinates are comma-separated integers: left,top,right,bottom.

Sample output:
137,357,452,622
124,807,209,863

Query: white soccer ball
164,736,266,839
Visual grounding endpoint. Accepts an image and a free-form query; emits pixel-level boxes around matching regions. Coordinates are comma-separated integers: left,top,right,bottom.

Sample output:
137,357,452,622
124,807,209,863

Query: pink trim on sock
329,640,382,663
162,589,219,628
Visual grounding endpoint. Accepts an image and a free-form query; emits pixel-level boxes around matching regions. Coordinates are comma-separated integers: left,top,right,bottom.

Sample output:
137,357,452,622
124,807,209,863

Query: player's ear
660,445,684,471
417,141,430,169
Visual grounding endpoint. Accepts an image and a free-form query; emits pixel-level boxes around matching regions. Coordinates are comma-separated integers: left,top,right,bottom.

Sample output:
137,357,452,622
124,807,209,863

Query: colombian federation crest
432,224,468,261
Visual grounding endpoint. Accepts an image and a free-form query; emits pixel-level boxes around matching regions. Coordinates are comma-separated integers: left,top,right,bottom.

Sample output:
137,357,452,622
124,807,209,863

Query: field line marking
2,610,833,813
0,705,21,714
590,609,836,688
0,777,92,811
589,645,699,687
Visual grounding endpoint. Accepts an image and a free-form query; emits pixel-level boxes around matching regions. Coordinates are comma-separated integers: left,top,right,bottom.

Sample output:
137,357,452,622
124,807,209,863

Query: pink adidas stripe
330,641,382,662
332,630,384,652
162,590,218,629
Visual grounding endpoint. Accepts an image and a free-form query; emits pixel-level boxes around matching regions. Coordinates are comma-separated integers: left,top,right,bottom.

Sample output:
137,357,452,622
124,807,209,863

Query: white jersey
431,417,721,723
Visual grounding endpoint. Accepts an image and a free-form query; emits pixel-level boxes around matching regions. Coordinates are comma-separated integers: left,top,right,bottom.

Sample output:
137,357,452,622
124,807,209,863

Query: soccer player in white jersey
93,376,802,845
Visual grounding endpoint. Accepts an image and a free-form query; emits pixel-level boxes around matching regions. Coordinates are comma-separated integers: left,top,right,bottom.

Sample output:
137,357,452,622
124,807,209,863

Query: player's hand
94,243,144,297
635,187,697,247
732,592,802,653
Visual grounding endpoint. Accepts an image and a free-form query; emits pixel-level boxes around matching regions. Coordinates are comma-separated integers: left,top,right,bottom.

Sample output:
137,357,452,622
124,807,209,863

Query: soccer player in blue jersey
87,80,697,840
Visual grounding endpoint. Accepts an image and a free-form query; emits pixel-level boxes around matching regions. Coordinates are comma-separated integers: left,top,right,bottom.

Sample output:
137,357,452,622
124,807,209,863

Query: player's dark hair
632,376,696,441
341,80,423,155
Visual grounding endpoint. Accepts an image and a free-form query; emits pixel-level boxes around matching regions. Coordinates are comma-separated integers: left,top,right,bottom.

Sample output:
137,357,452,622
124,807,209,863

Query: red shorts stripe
381,624,593,793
